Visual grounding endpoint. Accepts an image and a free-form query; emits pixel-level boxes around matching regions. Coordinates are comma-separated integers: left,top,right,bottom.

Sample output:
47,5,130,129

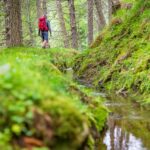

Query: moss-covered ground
0,47,108,150
73,0,150,105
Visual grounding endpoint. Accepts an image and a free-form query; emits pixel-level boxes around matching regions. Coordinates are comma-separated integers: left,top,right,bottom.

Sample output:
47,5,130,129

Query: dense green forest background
0,0,112,49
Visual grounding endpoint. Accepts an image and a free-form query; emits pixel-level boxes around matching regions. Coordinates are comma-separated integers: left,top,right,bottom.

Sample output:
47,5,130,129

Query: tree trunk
36,0,42,18
43,0,47,15
3,0,22,47
93,7,101,32
56,0,69,48
88,0,94,46
0,1,5,47
26,0,34,45
108,0,113,22
94,0,106,30
68,0,78,49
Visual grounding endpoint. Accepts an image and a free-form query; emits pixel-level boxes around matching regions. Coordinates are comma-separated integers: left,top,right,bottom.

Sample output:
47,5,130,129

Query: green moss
0,47,108,149
73,0,150,104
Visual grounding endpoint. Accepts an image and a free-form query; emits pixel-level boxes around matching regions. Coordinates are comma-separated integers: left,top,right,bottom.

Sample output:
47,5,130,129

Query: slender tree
108,0,113,22
0,1,5,46
3,0,22,47
95,10,101,32
26,0,34,45
36,0,42,18
68,0,78,49
56,0,69,48
88,0,94,46
94,0,106,30
43,0,47,15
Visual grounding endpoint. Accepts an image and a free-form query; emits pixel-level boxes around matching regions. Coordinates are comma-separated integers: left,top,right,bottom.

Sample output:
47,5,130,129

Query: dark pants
41,31,48,41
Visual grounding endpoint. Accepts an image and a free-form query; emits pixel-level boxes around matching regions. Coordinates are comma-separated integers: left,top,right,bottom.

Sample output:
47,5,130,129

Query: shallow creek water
94,93,150,150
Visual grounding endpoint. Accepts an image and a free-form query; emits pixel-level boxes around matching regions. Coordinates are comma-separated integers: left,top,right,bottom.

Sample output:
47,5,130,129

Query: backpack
38,17,48,31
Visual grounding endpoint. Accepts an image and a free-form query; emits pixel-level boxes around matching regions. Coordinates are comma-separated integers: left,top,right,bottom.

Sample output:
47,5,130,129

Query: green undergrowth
73,0,150,104
0,47,107,150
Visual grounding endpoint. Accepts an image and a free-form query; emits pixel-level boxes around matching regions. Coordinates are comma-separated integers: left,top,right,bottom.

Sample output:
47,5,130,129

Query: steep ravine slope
73,0,150,104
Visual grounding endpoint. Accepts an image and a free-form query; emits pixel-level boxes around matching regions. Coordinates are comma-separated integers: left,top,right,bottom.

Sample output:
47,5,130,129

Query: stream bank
73,71,149,150
73,0,150,105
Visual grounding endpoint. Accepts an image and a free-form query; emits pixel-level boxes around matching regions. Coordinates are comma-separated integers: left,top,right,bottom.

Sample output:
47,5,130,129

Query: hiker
38,15,52,48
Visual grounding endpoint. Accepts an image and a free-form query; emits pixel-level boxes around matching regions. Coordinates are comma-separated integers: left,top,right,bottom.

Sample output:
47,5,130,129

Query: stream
96,93,150,150
68,70,150,150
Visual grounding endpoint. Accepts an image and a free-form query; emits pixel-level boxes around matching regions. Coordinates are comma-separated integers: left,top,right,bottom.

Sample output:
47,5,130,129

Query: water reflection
104,118,147,150
98,94,150,150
